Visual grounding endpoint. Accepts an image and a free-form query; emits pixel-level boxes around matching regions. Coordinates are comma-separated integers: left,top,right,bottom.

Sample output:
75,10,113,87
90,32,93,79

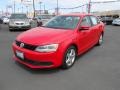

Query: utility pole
18,8,20,13
56,0,59,15
26,6,28,15
13,0,16,13
6,6,8,16
39,1,42,14
21,0,23,13
22,6,23,13
88,0,91,13
44,4,45,14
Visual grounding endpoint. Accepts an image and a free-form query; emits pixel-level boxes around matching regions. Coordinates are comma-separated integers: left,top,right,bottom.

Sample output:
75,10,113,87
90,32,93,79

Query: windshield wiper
40,26,72,30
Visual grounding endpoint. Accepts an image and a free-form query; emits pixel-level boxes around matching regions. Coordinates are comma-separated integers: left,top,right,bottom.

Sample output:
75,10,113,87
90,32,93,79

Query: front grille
16,55,53,66
16,23,24,25
16,40,37,51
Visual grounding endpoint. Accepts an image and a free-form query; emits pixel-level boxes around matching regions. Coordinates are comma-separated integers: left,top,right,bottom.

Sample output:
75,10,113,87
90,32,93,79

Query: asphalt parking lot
0,24,120,90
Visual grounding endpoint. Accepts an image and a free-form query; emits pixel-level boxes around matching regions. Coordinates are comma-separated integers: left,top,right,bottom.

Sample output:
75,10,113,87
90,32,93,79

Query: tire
96,34,103,46
9,28,14,32
61,46,77,69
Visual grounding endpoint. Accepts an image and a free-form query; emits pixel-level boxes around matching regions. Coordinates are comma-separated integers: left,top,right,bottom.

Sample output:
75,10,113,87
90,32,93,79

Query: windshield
10,14,27,19
43,16,80,29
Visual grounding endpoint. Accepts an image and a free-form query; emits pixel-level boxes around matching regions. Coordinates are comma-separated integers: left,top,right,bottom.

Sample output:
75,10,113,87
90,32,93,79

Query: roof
61,13,92,17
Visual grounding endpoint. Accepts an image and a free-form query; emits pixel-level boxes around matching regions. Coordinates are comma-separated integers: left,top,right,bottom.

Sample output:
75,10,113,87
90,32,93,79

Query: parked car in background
36,14,55,26
12,13,104,69
101,16,113,25
3,17,10,24
9,13,31,31
112,18,120,26
0,17,3,24
0,16,6,24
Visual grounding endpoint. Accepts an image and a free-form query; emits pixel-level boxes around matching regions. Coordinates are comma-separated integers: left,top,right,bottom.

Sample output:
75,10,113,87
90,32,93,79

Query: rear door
89,16,102,44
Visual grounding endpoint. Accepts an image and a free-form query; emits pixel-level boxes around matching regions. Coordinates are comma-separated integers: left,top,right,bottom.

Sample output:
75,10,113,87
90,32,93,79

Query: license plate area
16,51,24,60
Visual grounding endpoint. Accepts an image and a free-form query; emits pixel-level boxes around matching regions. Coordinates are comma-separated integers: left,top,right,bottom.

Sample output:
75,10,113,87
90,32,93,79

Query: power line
92,0,120,4
48,0,120,11
47,4,87,10
60,4,87,9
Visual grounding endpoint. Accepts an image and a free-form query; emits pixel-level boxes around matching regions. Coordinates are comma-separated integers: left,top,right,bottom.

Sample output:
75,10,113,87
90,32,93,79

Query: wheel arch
66,43,78,56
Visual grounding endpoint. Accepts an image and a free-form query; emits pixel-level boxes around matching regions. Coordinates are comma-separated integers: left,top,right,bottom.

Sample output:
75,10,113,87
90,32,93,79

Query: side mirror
80,26,90,30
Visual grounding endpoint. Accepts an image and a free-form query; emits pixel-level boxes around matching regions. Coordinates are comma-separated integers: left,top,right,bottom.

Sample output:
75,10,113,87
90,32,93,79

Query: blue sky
0,0,120,14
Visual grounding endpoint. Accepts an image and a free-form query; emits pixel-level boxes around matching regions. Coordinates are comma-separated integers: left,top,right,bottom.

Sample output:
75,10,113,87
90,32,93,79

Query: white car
3,17,9,24
112,18,120,26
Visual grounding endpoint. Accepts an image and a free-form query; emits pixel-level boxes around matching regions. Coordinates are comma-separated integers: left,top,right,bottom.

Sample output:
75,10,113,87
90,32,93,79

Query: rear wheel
62,46,77,69
96,34,103,46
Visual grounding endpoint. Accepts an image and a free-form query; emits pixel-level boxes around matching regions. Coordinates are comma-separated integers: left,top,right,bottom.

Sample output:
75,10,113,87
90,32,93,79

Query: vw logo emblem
20,43,24,48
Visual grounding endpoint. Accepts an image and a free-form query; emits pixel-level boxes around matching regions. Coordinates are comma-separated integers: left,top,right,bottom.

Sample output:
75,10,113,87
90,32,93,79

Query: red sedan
12,13,104,69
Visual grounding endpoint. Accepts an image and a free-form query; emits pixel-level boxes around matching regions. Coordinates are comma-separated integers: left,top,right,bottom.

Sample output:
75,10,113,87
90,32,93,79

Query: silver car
9,13,31,31
112,18,120,26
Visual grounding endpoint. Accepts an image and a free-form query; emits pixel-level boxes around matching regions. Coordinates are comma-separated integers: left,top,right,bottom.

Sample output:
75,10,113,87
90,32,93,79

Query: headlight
35,44,59,52
9,21,14,25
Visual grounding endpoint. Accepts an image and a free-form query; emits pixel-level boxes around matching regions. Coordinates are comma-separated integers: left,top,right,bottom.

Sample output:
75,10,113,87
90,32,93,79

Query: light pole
39,1,42,14
33,0,35,17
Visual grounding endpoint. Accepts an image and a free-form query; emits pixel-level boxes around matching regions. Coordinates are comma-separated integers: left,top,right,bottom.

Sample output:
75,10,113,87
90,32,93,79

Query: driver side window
81,16,92,27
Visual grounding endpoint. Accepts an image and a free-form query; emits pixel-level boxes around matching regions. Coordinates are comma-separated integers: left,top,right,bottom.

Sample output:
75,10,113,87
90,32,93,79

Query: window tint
81,16,91,27
90,16,98,26
43,16,80,29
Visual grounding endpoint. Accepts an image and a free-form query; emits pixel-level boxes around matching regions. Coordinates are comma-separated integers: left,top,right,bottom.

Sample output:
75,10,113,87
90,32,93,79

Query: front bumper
12,43,63,69
3,21,9,24
9,25,31,30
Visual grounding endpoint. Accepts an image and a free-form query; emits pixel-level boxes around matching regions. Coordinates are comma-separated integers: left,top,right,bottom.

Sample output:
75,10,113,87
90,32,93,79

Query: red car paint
12,13,104,69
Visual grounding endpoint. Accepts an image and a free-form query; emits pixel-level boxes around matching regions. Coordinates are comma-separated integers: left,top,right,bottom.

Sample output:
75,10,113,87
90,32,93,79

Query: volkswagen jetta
12,13,104,69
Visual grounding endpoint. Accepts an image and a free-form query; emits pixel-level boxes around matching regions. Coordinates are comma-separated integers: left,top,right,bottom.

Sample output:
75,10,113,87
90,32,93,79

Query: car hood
10,19,29,22
17,27,74,45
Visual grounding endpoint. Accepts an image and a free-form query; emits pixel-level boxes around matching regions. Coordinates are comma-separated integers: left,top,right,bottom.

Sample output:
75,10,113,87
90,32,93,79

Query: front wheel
9,28,14,31
61,46,77,69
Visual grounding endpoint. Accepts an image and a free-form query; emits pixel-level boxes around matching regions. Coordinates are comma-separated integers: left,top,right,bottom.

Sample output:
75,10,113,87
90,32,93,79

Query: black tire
61,46,77,69
96,34,103,46
9,28,14,32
